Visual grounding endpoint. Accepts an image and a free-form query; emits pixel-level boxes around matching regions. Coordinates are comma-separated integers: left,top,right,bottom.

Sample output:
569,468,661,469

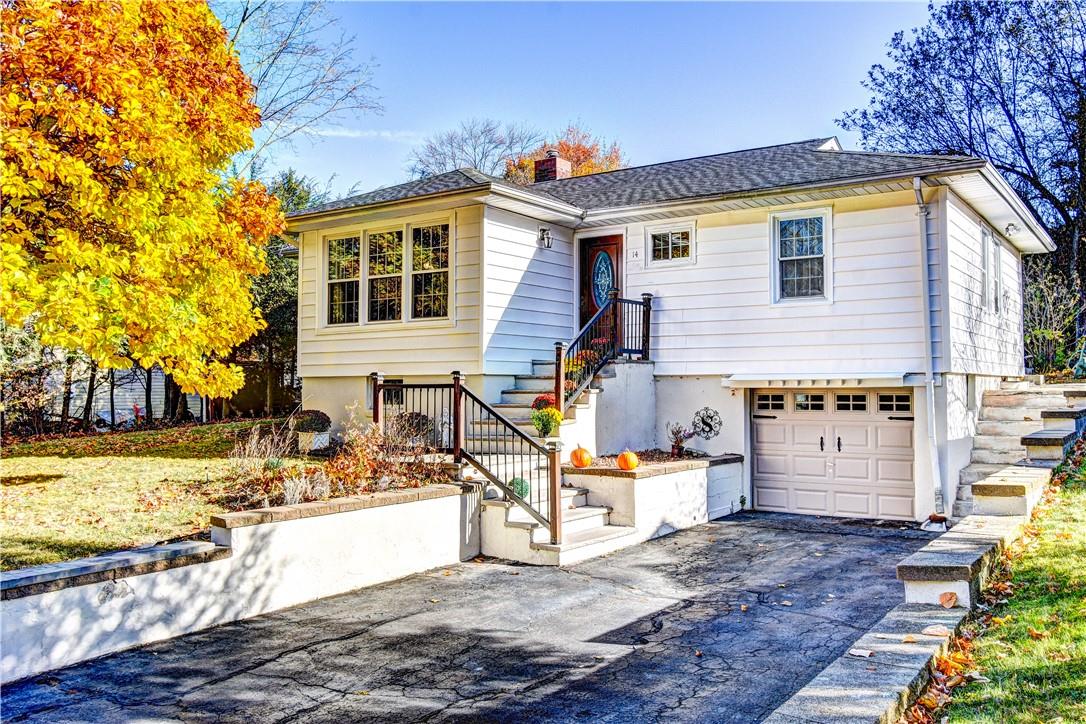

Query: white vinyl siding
944,190,1024,376
624,192,935,376
481,207,575,375
297,205,482,378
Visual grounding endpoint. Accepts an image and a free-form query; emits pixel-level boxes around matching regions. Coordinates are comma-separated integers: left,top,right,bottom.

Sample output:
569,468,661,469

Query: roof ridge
533,137,834,187
826,147,978,162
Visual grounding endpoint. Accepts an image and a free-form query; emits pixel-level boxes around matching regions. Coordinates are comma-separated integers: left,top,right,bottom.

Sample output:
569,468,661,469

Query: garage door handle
752,414,777,419
837,436,842,452
819,436,824,451
888,416,914,421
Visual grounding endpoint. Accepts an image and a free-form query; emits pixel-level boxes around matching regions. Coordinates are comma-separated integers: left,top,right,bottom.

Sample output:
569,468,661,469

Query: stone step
971,448,1026,465
491,402,581,420
958,463,1011,485
1041,405,1086,434
951,500,972,519
504,504,612,542
982,391,1069,408
528,524,640,565
979,406,1046,421
999,380,1031,391
976,420,1043,437
971,435,1028,452
499,387,597,404
1022,429,1077,461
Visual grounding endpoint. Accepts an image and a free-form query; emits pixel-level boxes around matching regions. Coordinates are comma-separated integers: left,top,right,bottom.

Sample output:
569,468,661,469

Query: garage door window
756,393,785,410
794,393,825,411
878,393,911,412
835,393,867,412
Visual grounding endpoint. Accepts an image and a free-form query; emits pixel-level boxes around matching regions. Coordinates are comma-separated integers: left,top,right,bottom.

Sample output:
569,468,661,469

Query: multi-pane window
878,393,912,412
411,224,450,319
650,229,692,262
327,236,360,325
776,215,826,299
835,393,868,412
794,393,825,411
366,229,404,322
756,393,785,410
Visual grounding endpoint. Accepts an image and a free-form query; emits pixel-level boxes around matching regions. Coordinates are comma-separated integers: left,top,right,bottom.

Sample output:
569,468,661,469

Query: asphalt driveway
2,512,933,723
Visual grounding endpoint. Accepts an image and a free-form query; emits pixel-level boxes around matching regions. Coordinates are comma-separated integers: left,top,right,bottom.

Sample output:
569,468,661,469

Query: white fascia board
722,372,911,388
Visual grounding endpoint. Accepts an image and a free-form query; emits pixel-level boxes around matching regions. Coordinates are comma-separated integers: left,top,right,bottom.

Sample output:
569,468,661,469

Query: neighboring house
285,138,1053,523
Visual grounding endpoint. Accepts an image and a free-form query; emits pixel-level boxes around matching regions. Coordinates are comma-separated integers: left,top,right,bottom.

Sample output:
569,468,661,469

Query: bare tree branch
407,118,544,178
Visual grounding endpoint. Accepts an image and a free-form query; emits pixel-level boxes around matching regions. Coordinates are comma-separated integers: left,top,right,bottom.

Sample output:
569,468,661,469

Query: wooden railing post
608,288,620,356
547,439,562,545
554,341,567,411
641,293,654,361
369,371,384,430
451,370,463,463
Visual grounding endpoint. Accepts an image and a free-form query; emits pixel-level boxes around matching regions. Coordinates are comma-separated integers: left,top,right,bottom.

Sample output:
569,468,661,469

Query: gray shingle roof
289,138,983,218
531,138,981,210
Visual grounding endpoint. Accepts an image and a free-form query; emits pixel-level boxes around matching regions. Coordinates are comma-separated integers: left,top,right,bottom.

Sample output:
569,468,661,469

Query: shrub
393,411,433,440
531,393,556,411
510,477,530,499
294,409,331,433
531,407,563,437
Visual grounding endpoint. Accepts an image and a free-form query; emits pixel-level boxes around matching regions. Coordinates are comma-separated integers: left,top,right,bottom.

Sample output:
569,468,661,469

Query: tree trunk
60,357,74,433
80,362,98,428
265,341,274,416
144,366,153,425
109,369,116,430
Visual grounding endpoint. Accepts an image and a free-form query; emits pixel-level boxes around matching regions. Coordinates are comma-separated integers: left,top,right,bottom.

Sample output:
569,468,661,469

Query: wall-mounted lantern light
538,227,553,249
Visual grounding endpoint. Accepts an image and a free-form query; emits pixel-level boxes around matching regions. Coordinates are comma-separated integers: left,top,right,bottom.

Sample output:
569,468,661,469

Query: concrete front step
979,406,1046,421
490,402,581,421
1042,405,1086,434
982,391,1069,408
999,380,1031,391
976,420,1044,436
529,524,640,566
971,434,1028,452
506,504,612,543
971,448,1027,465
958,463,1011,485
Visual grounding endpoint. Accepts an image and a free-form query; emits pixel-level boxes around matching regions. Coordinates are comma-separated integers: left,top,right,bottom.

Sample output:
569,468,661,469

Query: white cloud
312,128,422,143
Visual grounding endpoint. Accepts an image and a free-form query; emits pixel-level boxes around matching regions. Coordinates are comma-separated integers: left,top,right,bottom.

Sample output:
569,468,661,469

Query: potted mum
531,406,563,439
295,410,332,451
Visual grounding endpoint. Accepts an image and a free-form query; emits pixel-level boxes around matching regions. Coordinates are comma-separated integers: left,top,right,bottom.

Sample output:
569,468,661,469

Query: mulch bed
591,448,708,468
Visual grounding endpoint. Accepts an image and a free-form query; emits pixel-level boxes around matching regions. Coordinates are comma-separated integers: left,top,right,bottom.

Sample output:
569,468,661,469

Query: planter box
1,484,481,684
297,430,330,451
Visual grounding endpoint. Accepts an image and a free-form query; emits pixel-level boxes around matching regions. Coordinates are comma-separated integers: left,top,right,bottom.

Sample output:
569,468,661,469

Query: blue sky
267,1,932,197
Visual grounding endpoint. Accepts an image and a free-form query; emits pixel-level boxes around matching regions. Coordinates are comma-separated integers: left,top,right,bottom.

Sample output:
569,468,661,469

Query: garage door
752,389,914,520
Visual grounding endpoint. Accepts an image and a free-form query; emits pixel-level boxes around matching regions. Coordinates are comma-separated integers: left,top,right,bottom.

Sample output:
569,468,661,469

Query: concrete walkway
2,513,934,723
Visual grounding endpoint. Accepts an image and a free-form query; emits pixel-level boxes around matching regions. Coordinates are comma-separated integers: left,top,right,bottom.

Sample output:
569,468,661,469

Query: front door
580,235,623,327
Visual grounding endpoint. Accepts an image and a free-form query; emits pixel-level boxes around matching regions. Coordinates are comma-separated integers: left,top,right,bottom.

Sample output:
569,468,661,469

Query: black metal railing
555,290,653,413
370,372,562,543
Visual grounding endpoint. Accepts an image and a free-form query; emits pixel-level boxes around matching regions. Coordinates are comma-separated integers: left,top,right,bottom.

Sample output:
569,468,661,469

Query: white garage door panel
752,389,915,521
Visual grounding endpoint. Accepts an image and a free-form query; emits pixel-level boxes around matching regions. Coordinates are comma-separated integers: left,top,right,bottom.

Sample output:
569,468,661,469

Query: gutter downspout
914,177,944,515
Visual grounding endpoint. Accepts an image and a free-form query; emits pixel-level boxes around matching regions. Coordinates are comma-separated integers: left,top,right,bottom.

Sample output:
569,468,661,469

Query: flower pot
297,431,330,451
671,444,685,458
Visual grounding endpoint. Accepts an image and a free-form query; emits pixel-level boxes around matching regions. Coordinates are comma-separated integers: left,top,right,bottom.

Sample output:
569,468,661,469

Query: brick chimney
533,149,572,183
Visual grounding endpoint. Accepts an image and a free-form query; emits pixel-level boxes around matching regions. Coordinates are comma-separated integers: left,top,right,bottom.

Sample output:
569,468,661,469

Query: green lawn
1,421,280,570
944,455,1086,723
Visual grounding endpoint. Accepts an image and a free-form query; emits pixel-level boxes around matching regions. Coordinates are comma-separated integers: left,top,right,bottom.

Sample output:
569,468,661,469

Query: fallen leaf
1049,650,1071,662
780,600,793,606
991,615,1013,627
429,598,440,604
939,592,959,608
442,570,452,576
354,690,369,696
694,650,703,657
777,583,787,588
1028,627,1049,640
922,624,952,637
902,634,918,643
740,604,749,612
964,671,990,683
848,648,875,658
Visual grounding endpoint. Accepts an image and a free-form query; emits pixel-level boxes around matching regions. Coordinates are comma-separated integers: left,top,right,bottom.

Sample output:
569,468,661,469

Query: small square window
878,393,911,412
794,393,825,411
646,224,695,265
756,393,784,411
835,393,867,412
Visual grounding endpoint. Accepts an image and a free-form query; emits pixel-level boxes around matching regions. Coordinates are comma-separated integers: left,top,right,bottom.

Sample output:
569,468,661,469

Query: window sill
645,257,695,269
770,295,833,307
314,319,456,336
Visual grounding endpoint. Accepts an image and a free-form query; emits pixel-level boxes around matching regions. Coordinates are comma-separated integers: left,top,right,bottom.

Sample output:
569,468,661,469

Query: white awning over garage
722,372,920,389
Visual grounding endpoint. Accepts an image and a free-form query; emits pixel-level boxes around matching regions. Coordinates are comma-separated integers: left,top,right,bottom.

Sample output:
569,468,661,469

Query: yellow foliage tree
1,0,284,398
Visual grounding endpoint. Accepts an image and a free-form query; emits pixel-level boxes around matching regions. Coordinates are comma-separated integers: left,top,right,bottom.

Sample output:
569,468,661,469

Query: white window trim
981,226,992,310
315,211,456,334
363,223,409,326
644,220,696,268
768,207,833,305
406,220,453,322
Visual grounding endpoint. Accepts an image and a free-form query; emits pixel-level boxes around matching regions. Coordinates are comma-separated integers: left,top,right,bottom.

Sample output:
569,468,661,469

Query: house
285,137,1054,535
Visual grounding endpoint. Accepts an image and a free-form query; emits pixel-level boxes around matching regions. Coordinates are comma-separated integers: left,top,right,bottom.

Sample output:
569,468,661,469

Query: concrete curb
762,604,967,724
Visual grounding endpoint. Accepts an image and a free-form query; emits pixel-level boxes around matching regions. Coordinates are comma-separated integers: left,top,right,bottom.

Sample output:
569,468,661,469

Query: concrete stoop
479,489,638,566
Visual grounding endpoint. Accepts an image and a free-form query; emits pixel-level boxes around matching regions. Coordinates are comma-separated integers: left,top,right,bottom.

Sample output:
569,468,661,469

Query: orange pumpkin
616,450,639,471
570,445,592,469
